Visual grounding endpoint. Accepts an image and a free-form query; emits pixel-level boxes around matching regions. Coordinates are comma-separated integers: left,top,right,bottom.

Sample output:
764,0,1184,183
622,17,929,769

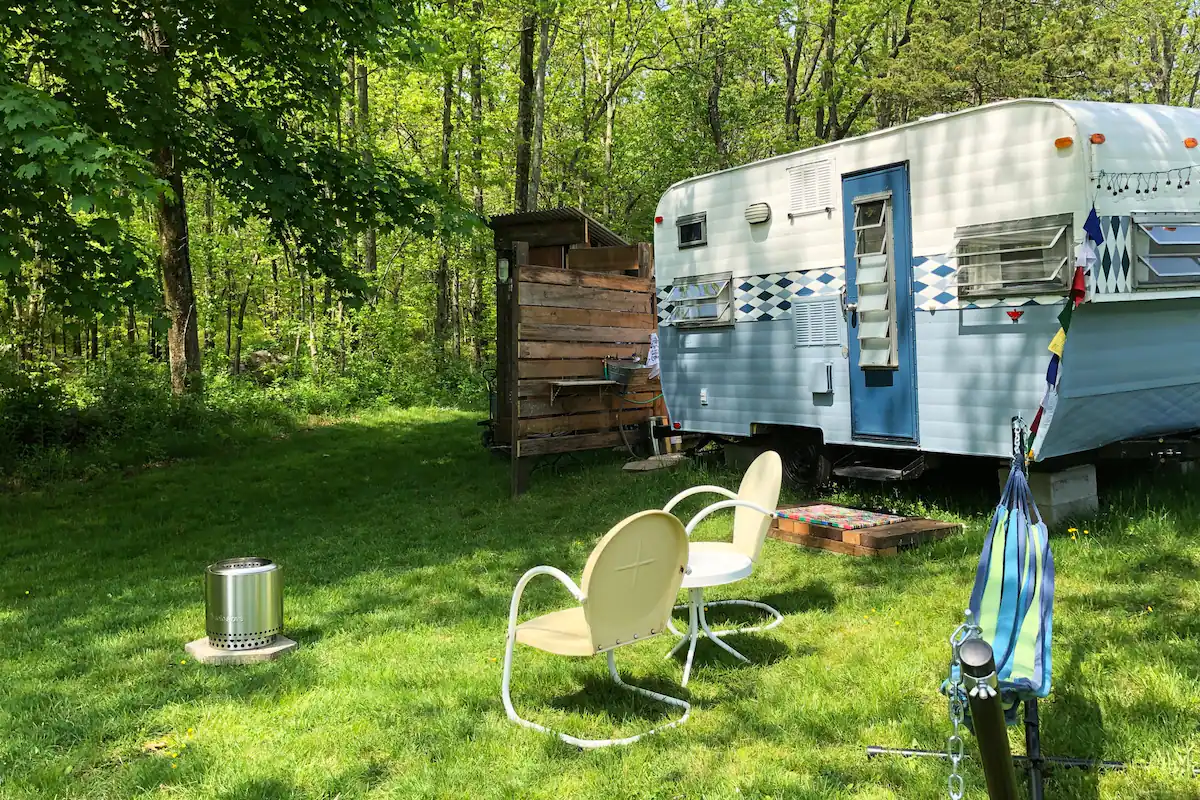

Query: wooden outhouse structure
489,208,664,496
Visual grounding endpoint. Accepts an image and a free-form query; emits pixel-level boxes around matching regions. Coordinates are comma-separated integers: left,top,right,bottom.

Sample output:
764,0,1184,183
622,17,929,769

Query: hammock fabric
969,462,1055,704
944,456,1056,728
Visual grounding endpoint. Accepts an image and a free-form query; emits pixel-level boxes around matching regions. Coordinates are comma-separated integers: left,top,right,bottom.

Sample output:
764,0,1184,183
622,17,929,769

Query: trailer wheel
779,439,832,490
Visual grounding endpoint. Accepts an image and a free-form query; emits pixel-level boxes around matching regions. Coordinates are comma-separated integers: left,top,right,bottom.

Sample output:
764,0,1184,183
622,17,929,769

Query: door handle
845,301,858,328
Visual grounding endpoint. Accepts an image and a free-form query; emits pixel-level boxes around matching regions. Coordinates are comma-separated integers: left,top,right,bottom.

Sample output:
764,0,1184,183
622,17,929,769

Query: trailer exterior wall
1035,299,1200,459
655,101,1082,458
655,99,1200,460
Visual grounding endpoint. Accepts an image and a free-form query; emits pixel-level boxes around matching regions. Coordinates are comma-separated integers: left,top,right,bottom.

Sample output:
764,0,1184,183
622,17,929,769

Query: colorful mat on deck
778,504,903,530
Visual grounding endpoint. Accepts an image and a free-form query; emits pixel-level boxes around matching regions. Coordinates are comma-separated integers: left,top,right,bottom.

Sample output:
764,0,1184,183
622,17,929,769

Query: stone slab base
185,636,298,665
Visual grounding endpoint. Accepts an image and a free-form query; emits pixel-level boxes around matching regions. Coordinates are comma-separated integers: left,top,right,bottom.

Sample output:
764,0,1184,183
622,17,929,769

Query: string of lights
1093,167,1195,196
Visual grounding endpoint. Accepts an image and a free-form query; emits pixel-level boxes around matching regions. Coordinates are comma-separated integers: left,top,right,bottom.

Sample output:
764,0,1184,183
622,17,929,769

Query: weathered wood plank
509,242,528,498
637,242,654,279
519,282,653,314
518,408,652,436
520,392,658,417
518,324,652,344
494,219,586,249
528,245,564,268
518,431,625,457
520,264,650,293
566,245,640,273
520,305,647,329
854,520,962,550
517,359,605,379
519,341,649,360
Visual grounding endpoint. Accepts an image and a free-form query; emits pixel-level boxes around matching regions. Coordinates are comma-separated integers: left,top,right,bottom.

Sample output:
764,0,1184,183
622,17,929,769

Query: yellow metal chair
501,510,691,748
663,450,785,661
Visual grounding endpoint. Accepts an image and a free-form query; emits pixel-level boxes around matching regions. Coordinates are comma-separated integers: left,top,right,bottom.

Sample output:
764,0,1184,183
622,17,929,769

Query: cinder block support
997,464,1098,526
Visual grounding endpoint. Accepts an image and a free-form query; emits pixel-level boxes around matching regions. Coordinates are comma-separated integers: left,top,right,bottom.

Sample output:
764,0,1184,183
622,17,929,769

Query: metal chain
947,610,981,800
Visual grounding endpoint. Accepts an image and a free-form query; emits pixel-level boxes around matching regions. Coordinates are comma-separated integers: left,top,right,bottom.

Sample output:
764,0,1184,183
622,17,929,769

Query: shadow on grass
6,410,1200,796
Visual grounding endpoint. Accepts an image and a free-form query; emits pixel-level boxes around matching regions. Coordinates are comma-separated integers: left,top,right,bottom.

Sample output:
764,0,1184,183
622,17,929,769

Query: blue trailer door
841,165,918,443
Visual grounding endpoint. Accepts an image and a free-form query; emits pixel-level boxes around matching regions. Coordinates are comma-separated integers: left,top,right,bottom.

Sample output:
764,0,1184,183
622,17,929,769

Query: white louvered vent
787,159,835,217
792,297,842,348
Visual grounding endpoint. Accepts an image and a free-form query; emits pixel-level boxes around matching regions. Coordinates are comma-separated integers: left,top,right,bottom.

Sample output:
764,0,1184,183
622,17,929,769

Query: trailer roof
663,99,1200,193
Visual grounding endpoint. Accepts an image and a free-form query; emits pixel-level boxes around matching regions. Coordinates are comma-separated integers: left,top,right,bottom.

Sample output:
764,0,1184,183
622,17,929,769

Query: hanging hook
1011,416,1027,471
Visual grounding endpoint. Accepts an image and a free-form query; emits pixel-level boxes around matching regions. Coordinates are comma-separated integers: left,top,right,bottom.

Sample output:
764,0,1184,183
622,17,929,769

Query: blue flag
1083,207,1105,245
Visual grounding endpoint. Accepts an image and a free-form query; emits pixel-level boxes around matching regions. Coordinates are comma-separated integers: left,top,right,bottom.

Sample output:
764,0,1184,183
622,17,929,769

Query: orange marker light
1090,133,1106,144
1055,137,1074,149
1185,137,1198,149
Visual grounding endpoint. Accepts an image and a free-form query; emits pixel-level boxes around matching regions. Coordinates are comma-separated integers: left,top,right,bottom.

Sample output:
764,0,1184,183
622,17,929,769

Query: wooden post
494,247,511,446
510,241,531,497
637,242,654,280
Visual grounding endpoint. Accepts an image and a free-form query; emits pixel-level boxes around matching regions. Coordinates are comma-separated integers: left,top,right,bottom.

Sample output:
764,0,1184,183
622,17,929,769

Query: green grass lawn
3,408,1200,799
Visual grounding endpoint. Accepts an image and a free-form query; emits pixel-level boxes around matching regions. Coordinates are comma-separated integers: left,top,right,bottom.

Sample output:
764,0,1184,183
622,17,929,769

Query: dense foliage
1,0,1199,478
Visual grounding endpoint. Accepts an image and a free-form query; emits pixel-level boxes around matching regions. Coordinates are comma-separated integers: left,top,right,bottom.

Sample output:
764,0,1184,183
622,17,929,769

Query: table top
681,549,753,589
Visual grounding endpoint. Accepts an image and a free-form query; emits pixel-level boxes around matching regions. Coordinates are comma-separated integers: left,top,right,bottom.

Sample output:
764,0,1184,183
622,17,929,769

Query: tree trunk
471,2,487,366
202,180,215,351
514,13,537,212
815,0,838,142
233,269,255,375
435,51,455,349
144,21,202,395
224,264,233,359
706,32,727,167
356,59,377,274
155,146,202,394
307,276,319,376
530,16,554,210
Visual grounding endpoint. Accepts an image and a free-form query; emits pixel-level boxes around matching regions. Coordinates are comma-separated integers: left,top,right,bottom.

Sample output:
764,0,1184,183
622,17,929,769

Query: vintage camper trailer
653,99,1200,479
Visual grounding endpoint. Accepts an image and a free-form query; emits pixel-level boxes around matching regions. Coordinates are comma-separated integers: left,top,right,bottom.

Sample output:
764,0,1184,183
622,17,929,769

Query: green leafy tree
4,0,448,394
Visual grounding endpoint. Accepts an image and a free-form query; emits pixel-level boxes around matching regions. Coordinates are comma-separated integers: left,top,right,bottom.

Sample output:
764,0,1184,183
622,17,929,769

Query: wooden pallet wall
506,243,661,494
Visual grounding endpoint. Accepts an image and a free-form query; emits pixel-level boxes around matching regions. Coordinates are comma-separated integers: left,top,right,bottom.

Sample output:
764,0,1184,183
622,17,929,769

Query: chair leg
697,601,750,663
502,641,690,749
681,599,700,686
698,599,784,637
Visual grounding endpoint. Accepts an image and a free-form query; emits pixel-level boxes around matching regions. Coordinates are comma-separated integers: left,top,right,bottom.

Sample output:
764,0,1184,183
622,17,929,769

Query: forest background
3,0,1198,483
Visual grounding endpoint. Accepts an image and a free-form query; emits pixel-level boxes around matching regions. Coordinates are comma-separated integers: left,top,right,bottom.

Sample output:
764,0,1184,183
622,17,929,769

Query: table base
664,589,782,686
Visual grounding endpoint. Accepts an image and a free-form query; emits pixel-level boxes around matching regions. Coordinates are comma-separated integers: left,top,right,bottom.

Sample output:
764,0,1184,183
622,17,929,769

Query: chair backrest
732,450,783,562
581,510,688,653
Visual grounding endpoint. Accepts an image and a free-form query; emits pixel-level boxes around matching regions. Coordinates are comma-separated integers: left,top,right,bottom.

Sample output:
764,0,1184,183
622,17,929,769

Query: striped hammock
968,463,1056,702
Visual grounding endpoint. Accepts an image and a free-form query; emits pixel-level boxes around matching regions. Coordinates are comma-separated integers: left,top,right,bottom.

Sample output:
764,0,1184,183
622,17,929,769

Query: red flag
1070,265,1086,308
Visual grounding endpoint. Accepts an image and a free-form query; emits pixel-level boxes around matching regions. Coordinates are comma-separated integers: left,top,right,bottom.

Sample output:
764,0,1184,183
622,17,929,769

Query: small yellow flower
895,621,901,626
179,660,186,665
1148,606,1153,612
170,752,178,758
863,615,869,620
1067,527,1078,534
187,728,194,735
172,763,178,769
1071,535,1077,541
24,591,29,595
1083,529,1089,535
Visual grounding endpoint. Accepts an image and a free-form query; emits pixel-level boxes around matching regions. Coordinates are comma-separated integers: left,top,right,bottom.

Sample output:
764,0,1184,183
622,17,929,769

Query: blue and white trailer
653,99,1200,478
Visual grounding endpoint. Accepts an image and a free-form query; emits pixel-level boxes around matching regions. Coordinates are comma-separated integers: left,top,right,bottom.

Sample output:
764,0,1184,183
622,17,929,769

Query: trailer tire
779,438,832,490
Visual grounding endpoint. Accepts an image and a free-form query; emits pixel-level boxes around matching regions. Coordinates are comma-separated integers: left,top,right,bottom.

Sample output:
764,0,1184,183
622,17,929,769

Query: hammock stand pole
960,639,1020,800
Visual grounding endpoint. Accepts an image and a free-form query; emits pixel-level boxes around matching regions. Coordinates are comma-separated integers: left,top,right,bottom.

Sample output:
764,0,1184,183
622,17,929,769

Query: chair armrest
684,498,777,537
663,485,738,514
505,566,586,642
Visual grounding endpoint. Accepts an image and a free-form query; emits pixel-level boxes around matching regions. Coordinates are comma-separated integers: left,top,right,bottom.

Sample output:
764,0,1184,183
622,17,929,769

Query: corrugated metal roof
488,207,629,248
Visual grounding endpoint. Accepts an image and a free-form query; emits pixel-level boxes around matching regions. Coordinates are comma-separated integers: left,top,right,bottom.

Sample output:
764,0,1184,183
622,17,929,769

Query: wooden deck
769,503,962,557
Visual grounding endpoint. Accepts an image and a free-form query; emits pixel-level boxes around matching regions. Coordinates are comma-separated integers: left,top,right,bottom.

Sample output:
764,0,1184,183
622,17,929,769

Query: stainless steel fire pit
204,557,283,650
